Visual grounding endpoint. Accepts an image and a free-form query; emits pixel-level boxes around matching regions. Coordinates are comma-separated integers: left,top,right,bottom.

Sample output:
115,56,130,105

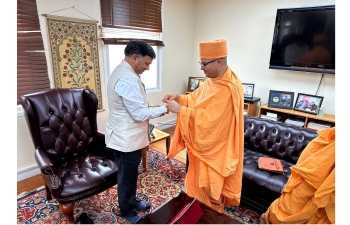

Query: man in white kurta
105,40,168,223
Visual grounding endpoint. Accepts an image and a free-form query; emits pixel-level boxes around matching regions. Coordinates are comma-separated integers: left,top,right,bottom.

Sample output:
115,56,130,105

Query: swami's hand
162,94,180,103
166,100,182,114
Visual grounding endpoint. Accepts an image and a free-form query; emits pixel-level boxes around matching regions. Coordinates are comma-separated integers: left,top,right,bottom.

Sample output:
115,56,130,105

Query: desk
141,128,171,172
138,192,242,224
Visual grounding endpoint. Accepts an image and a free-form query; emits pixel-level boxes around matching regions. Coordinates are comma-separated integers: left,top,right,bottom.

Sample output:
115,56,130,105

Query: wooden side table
141,128,171,172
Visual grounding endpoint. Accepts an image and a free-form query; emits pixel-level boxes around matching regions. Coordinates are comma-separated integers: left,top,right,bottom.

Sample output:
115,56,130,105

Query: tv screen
269,5,335,74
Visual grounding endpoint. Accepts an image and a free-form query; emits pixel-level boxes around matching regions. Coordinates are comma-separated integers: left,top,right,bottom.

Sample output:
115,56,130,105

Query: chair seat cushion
57,153,118,199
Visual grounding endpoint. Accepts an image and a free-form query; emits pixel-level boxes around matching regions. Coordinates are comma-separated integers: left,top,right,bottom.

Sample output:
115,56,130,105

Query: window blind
100,0,163,45
17,0,50,105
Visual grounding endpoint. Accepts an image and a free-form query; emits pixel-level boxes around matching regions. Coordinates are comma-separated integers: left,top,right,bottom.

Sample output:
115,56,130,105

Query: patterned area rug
17,148,261,224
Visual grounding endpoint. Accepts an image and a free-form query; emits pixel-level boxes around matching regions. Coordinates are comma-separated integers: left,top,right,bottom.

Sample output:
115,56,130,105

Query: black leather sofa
241,115,318,213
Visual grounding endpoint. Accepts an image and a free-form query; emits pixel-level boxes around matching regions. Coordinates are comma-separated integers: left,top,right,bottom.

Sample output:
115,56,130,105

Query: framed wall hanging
46,15,103,110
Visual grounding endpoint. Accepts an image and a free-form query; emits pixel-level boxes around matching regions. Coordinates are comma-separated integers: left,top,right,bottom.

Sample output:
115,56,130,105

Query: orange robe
167,68,244,212
265,127,335,224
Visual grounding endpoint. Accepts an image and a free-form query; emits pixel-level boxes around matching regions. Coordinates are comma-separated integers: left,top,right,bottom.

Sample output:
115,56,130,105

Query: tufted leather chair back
20,88,118,209
244,116,318,164
21,88,98,164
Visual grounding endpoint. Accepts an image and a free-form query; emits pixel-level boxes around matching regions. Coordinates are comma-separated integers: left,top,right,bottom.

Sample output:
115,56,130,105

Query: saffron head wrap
199,39,228,59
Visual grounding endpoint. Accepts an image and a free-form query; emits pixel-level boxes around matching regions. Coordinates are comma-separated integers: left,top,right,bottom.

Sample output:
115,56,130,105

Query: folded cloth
258,157,284,173
74,212,94,224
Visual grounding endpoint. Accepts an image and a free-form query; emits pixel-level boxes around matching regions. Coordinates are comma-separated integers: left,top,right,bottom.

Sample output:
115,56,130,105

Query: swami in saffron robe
167,67,244,212
265,127,335,224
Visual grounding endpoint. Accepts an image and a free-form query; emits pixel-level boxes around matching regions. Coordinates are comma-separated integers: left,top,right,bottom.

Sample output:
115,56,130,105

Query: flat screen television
269,5,335,74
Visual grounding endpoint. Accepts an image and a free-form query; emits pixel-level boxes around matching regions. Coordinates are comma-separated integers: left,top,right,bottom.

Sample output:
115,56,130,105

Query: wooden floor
17,126,184,196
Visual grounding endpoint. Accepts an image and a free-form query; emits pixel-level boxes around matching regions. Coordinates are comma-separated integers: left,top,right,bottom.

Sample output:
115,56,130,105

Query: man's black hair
124,40,156,59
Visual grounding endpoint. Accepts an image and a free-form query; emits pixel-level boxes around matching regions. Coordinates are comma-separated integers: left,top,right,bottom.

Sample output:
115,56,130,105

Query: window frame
103,44,164,98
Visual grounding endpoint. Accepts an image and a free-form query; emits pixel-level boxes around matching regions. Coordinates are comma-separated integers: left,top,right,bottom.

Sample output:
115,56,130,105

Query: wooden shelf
258,104,335,129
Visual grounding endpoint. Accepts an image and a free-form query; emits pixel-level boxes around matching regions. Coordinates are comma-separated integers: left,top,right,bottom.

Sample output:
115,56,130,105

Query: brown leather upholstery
241,116,318,213
20,88,118,222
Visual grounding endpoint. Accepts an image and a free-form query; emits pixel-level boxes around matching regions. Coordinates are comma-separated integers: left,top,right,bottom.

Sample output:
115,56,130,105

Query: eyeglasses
198,58,219,68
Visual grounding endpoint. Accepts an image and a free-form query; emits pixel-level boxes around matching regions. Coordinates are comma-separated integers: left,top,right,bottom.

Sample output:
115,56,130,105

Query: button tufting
91,168,96,171
260,126,264,130
273,129,276,133
285,132,290,137
299,136,303,140
277,140,280,144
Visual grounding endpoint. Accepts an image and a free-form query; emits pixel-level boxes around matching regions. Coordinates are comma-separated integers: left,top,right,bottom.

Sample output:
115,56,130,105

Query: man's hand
162,94,180,103
166,100,182,114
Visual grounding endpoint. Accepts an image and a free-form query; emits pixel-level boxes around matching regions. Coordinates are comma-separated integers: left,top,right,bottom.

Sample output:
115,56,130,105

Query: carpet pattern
17,148,260,224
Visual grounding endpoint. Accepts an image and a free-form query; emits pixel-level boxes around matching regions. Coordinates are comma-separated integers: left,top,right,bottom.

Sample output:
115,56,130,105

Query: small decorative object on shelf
317,106,325,117
268,90,295,109
242,83,255,99
187,76,206,92
258,104,335,130
294,93,324,115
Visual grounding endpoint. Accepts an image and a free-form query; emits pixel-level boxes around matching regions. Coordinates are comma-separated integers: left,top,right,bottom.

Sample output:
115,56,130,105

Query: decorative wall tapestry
47,16,102,109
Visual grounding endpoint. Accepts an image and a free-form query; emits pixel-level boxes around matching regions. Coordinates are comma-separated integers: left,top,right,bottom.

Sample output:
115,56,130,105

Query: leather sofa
241,115,318,213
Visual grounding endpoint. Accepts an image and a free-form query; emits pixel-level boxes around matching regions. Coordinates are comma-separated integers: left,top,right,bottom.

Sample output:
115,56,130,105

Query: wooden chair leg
45,184,52,201
166,137,171,161
59,203,75,224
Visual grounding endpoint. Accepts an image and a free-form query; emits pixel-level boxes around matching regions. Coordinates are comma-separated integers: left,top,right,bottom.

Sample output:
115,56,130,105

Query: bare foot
260,213,267,224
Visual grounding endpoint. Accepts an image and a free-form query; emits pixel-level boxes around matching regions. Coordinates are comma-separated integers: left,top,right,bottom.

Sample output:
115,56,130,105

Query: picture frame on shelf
242,83,255,99
293,93,324,115
187,77,206,92
268,90,294,109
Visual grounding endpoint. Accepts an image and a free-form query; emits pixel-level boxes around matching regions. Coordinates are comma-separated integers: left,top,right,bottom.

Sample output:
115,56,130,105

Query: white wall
191,0,335,114
17,0,195,179
18,0,336,179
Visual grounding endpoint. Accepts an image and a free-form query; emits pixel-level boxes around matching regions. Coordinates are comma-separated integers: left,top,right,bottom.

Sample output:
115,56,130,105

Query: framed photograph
187,77,206,92
268,90,295,109
242,83,255,98
293,93,324,115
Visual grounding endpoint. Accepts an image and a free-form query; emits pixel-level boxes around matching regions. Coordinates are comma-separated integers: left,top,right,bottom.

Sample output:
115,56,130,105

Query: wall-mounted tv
269,5,335,74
